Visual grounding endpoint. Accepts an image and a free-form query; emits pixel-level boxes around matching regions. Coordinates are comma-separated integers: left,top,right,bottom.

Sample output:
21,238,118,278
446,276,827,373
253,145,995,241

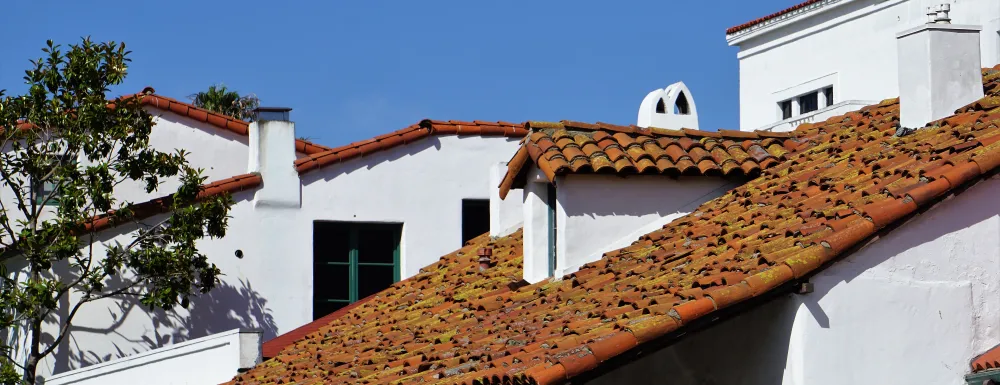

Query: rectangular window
31,155,72,206
547,184,557,277
312,221,401,320
799,92,819,114
779,100,793,120
461,199,490,245
825,86,834,107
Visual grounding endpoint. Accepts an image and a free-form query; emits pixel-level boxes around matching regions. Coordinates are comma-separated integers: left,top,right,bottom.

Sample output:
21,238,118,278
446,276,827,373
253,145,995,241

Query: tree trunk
24,317,41,385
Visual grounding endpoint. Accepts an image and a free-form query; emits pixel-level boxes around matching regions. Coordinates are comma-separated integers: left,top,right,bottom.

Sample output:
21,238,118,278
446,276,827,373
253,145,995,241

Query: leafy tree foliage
0,39,233,384
189,84,260,122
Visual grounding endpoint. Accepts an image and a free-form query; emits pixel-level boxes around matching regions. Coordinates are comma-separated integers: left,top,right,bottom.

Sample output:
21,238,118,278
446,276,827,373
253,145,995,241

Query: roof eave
726,0,847,46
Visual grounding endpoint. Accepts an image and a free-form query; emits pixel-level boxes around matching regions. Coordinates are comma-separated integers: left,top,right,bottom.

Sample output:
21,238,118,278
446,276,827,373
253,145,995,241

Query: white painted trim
896,23,982,38
733,0,908,59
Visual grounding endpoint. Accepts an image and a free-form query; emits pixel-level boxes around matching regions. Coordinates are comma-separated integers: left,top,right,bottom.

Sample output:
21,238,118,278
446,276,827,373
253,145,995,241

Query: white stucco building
727,0,1000,132
2,90,529,380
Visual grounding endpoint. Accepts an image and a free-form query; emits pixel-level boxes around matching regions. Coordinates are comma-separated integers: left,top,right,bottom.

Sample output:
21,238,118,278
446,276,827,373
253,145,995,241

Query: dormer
637,82,700,130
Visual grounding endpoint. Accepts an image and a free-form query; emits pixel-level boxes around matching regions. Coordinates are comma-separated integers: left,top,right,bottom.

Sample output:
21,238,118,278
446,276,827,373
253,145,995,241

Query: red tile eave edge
495,120,793,199
971,343,1000,372
83,173,262,234
262,293,379,359
726,0,826,35
132,87,330,155
294,119,528,175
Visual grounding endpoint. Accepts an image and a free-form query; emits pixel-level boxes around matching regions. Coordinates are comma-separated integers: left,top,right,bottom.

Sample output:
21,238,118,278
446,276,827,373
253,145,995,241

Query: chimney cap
254,107,292,121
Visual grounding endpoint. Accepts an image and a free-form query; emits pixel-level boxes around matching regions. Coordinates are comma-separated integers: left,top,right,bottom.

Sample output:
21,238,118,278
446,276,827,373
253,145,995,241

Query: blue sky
0,1,794,146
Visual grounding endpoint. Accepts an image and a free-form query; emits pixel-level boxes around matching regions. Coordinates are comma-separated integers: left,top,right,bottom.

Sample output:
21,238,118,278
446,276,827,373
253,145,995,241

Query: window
825,86,834,107
779,100,793,120
312,221,402,320
799,92,819,114
31,155,72,206
547,184,557,277
461,199,490,245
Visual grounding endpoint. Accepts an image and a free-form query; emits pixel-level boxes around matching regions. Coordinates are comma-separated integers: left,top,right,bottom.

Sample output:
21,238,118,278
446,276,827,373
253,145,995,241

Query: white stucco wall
489,162,523,238
43,329,260,385
9,129,520,379
731,0,1000,131
587,177,1000,385
553,175,736,277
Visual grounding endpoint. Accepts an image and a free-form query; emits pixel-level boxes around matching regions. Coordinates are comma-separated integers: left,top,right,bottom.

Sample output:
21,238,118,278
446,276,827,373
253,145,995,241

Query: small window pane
780,101,793,120
800,92,819,114
825,87,834,107
314,222,350,263
357,225,398,264
358,265,395,299
314,264,350,300
462,199,490,244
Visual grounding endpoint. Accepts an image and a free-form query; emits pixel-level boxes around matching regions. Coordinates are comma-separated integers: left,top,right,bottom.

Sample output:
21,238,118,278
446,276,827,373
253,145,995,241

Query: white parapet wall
43,329,262,385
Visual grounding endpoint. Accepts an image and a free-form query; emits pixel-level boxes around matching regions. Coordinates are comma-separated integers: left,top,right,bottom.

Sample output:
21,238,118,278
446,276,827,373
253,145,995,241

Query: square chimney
896,4,984,129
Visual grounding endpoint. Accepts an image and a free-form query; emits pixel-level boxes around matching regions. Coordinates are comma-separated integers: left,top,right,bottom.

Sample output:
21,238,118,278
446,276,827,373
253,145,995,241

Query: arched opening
655,98,666,114
674,92,690,115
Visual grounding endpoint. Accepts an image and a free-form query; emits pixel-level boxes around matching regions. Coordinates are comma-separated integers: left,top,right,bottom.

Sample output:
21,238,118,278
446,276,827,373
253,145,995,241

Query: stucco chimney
248,107,300,208
896,4,983,129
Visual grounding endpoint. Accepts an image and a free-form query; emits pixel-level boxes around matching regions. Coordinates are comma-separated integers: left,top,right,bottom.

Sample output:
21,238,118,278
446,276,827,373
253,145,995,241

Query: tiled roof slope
84,173,261,233
231,69,1000,385
726,0,829,35
498,121,793,199
134,87,331,155
295,120,527,174
262,293,378,359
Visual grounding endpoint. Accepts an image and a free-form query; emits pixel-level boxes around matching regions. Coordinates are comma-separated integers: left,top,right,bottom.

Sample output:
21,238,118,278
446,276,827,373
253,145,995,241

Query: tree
189,84,260,122
0,39,234,384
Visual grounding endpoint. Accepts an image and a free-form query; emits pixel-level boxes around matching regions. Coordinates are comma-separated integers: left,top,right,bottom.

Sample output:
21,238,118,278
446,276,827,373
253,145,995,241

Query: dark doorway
312,221,402,320
462,199,490,244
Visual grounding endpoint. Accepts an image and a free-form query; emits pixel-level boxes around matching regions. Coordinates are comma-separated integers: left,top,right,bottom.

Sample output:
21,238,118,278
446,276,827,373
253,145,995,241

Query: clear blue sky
0,1,793,146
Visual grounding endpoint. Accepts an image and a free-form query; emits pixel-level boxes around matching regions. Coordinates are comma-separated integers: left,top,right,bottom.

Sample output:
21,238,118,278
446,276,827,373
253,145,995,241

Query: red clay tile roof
295,120,527,174
972,344,1000,373
262,293,378,359
499,121,794,199
84,173,261,233
230,69,1000,385
134,87,331,155
726,0,828,35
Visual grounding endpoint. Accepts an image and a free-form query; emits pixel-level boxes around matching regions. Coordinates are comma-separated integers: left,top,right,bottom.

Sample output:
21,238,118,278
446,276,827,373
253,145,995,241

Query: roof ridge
135,87,331,155
294,119,527,174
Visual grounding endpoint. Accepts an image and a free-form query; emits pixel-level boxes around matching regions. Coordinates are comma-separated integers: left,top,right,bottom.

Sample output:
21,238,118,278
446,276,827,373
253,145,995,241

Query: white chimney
248,107,300,208
637,81,700,130
896,4,984,129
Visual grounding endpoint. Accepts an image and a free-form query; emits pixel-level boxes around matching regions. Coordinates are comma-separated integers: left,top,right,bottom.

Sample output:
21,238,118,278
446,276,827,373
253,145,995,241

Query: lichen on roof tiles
231,67,1000,385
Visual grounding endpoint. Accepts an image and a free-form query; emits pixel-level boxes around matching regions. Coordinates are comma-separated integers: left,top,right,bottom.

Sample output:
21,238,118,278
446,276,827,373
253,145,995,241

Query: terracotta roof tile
230,67,1000,385
499,121,793,199
973,344,1000,373
134,87,331,155
726,0,829,35
84,173,261,233
295,120,527,174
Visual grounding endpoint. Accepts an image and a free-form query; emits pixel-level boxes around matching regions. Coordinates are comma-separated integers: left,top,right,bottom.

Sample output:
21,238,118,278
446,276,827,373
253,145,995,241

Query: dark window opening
674,92,690,115
32,154,73,206
655,98,666,114
547,184,557,277
312,221,401,320
799,92,819,114
825,86,834,107
780,100,793,120
461,199,490,245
